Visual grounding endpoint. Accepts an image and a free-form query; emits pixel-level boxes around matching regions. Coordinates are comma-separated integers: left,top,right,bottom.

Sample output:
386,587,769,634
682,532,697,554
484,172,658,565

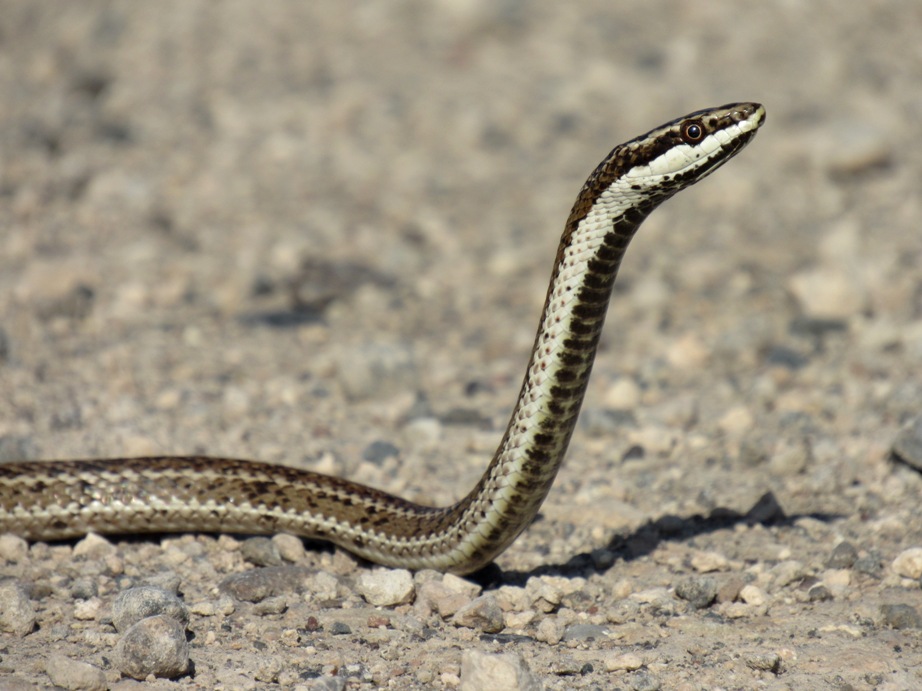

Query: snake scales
0,103,765,574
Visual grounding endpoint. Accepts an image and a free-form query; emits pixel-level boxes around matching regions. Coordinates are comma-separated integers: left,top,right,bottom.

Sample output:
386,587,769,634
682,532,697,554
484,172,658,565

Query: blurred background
2,2,922,687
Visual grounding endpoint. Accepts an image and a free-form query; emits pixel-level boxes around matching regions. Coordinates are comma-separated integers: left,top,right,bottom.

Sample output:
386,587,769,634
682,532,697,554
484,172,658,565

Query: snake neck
439,189,654,572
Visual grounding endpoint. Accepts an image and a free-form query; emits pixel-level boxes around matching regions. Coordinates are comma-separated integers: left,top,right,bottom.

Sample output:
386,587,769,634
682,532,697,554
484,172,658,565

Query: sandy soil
1,2,922,689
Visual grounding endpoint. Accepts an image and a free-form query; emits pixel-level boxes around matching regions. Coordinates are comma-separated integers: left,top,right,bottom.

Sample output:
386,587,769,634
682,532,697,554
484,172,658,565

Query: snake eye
681,121,704,143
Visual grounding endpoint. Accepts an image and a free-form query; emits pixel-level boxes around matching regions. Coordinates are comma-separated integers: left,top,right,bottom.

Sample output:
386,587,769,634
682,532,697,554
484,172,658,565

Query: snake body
0,103,765,574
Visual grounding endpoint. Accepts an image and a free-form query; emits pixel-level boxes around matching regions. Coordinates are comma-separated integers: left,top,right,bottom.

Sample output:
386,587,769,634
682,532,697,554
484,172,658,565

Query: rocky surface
1,2,921,688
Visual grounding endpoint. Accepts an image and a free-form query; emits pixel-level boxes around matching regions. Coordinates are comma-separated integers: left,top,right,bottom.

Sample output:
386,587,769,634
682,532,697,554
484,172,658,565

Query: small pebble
307,571,342,601
788,267,864,320
451,594,505,633
459,650,540,691
417,581,473,618
745,652,784,674
825,119,892,177
675,576,718,609
535,617,563,645
808,584,833,602
0,578,36,636
716,576,745,604
70,577,99,600
603,376,642,410
401,417,443,453
241,537,283,567
362,440,400,464
255,657,284,683
336,341,417,401
629,670,662,691
768,441,811,476
561,623,611,642
74,597,103,621
189,600,217,616
0,534,29,562
73,533,116,559
745,492,787,523
329,621,352,635
114,615,190,680
770,560,805,589
690,551,729,573
45,654,106,691
880,603,922,630
603,652,644,672
112,586,189,632
355,569,414,606
854,553,884,577
272,533,307,562
739,585,767,607
892,416,922,470
524,575,585,612
220,565,311,602
891,548,922,580
442,572,482,598
827,541,858,569
252,595,288,615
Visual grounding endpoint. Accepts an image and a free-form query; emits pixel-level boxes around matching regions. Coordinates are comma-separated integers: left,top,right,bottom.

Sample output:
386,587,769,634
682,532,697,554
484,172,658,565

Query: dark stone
880,604,922,630
675,576,718,610
892,416,922,471
827,541,859,569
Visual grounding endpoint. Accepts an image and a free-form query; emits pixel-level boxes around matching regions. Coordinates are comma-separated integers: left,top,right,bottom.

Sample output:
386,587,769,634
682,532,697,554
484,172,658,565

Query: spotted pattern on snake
0,102,765,574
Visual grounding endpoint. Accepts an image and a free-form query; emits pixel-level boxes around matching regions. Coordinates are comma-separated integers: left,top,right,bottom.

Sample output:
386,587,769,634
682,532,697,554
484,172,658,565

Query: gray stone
745,652,784,674
675,576,718,610
112,586,189,633
827,541,858,569
115,615,190,680
241,536,284,567
630,671,663,691
561,623,611,642
0,578,35,637
451,594,505,633
220,565,312,602
880,604,922,630
361,440,400,464
0,534,29,562
893,416,922,470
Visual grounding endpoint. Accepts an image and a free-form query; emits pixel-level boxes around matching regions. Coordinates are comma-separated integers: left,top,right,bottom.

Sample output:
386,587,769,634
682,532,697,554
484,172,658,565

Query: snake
0,102,765,575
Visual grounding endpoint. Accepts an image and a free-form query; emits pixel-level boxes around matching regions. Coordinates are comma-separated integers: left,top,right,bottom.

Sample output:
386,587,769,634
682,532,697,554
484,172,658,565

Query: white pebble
73,597,103,621
503,610,536,630
0,534,29,562
739,585,767,606
272,533,306,562
892,548,922,580
691,551,729,573
603,376,641,410
356,569,414,607
603,652,644,672
459,650,540,691
788,267,864,319
535,617,563,645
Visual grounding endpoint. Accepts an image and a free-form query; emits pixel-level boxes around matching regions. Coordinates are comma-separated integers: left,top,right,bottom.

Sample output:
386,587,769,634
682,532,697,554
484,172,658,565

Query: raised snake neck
0,103,765,574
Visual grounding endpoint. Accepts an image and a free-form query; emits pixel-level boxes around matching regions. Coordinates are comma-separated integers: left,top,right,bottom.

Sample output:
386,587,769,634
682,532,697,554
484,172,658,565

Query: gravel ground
2,2,922,689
